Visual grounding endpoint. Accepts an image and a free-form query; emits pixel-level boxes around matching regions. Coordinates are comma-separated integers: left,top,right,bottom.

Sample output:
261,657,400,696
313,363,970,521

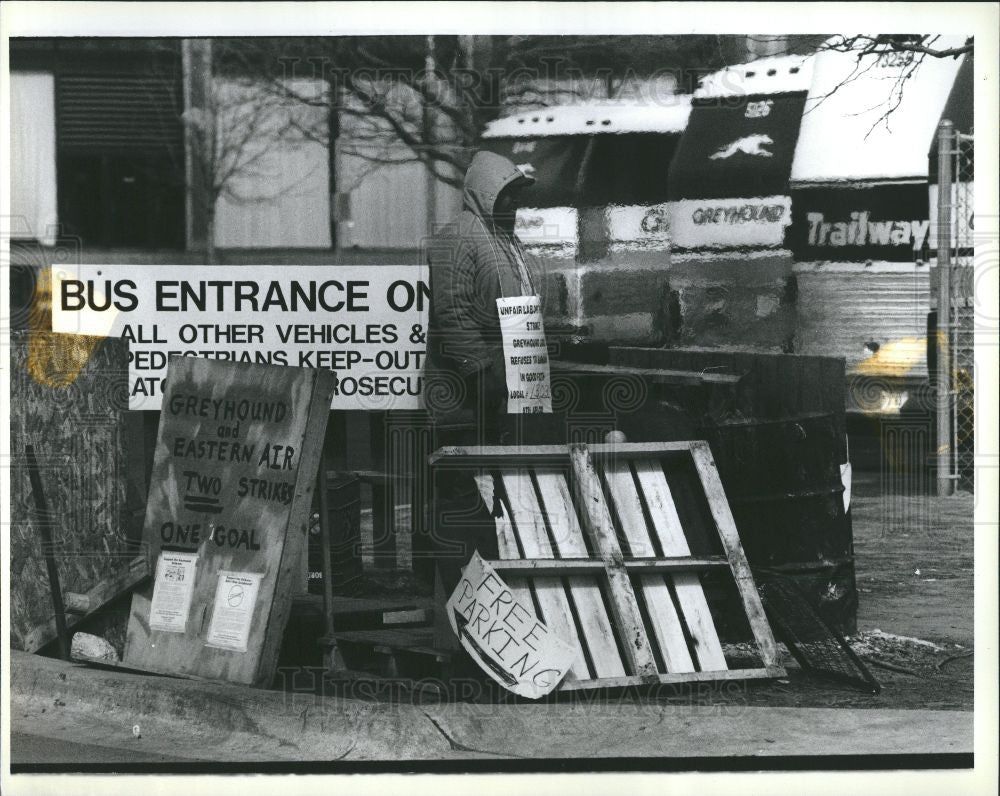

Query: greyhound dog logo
710,133,775,160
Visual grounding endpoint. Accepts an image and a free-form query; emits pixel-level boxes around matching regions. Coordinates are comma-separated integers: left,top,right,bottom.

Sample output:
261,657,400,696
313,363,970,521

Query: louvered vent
57,73,183,151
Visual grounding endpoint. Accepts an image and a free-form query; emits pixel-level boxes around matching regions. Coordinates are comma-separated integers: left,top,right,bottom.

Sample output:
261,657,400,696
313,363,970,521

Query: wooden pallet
429,441,784,691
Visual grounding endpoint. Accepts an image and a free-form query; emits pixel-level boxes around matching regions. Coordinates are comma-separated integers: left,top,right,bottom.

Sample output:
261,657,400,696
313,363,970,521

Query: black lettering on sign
60,279,138,312
212,526,262,551
258,444,296,471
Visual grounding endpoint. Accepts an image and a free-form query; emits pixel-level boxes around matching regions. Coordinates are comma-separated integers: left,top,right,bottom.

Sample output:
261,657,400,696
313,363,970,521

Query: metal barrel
699,412,857,633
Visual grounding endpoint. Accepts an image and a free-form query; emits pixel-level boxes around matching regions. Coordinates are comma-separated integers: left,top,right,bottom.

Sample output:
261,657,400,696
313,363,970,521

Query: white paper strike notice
447,551,574,699
149,551,198,633
496,295,552,415
205,571,263,651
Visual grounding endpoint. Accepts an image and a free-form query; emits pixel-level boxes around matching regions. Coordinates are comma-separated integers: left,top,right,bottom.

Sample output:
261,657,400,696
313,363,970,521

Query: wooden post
567,444,658,678
25,445,70,661
321,412,363,582
936,119,955,497
316,453,345,672
689,441,780,670
370,412,395,568
408,413,434,584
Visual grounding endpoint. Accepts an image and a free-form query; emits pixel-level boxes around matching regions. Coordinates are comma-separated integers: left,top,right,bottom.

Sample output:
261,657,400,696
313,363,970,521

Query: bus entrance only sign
50,265,429,411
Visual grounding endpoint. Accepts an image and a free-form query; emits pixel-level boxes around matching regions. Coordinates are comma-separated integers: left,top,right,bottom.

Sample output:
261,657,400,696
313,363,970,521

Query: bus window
581,133,680,207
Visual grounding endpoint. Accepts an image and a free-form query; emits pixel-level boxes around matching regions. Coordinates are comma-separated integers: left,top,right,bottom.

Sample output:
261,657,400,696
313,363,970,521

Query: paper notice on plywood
205,571,262,651
149,551,198,633
447,551,574,699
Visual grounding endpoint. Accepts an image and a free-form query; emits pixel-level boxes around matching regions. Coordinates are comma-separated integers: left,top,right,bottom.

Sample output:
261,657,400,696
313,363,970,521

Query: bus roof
695,53,815,98
791,40,967,183
482,96,693,138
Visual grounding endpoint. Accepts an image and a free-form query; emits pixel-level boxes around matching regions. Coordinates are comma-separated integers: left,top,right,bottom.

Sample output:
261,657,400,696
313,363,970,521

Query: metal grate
934,124,975,495
755,570,880,693
951,133,975,492
57,73,184,152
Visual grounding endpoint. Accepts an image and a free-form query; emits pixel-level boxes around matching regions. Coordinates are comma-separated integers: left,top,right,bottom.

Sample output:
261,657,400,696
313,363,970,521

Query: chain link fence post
935,119,954,496
952,130,976,492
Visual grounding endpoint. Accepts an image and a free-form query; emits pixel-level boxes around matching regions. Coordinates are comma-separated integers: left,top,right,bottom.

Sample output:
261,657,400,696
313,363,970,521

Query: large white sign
50,265,428,410
669,195,792,249
447,551,575,699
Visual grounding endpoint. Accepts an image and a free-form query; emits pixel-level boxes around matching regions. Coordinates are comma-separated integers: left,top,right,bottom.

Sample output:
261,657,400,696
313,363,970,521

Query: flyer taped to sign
496,295,552,414
447,551,574,698
206,571,263,652
149,551,198,633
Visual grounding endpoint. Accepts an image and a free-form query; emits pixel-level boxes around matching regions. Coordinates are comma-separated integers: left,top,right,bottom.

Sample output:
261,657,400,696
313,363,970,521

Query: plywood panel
9,332,131,652
124,356,335,685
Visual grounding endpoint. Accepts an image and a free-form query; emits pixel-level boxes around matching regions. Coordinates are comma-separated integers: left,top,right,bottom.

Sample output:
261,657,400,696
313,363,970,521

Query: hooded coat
424,151,538,433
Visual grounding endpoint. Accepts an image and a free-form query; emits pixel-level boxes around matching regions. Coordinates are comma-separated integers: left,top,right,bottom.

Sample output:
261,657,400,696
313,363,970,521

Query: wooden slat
531,469,626,678
557,667,784,692
567,445,658,678
688,442,780,669
429,442,698,466
326,470,415,485
63,556,149,615
472,474,532,609
497,470,592,681
634,459,728,672
488,556,730,576
333,629,449,660
601,461,695,673
550,360,742,386
429,445,575,466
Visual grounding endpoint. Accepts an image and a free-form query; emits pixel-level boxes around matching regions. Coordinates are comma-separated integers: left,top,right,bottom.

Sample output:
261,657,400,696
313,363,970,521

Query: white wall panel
10,71,58,245
212,78,331,248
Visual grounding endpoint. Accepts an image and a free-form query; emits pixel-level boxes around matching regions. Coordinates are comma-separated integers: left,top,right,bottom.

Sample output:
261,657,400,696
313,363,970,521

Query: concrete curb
9,651,973,762
9,651,456,761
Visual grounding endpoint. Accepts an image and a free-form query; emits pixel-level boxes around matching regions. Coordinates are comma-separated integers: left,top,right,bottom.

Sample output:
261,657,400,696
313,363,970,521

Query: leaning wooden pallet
429,441,785,691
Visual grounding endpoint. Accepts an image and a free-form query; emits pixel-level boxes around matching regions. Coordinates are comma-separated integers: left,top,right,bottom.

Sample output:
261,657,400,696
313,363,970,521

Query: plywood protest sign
447,552,574,698
124,355,335,685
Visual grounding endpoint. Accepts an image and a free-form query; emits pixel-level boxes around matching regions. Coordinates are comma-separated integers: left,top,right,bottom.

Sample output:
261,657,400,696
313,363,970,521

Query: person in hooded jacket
422,150,540,600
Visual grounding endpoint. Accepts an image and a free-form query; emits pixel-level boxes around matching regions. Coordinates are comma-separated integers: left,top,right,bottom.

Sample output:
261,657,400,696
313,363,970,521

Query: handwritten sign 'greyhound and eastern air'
124,355,334,686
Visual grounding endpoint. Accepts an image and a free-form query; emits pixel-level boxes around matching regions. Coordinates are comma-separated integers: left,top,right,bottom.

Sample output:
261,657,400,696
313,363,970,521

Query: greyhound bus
478,96,693,261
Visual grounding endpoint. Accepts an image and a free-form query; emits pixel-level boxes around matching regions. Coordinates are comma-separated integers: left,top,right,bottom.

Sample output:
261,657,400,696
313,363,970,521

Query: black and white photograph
1,2,997,793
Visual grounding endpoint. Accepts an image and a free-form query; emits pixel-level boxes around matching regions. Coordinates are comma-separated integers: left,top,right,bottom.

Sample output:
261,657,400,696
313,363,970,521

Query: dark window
54,43,186,248
481,132,681,209
58,152,185,249
581,133,680,206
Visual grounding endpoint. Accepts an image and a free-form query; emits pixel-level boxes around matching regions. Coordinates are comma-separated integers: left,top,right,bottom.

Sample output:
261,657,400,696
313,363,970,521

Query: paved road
10,732,195,766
